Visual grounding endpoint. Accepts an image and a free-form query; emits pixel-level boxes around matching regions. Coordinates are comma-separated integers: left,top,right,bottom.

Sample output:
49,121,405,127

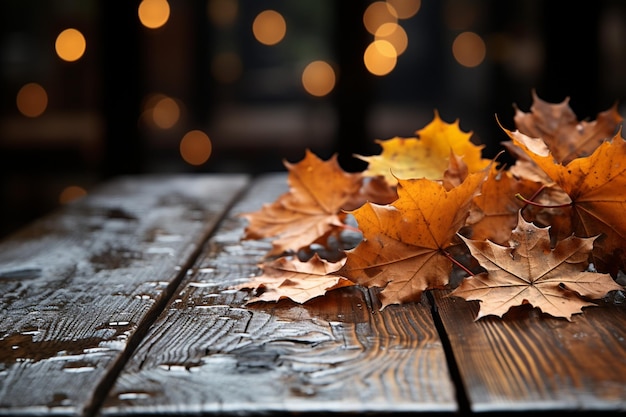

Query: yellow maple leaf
355,110,491,185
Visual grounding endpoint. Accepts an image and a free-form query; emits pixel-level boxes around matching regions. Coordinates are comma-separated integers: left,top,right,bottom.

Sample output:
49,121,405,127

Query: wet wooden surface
1,172,626,417
98,173,457,416
433,290,626,413
0,174,249,416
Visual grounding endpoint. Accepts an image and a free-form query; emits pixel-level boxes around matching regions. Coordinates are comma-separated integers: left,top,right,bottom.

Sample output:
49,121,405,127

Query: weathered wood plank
433,289,626,413
100,173,458,416
0,174,249,416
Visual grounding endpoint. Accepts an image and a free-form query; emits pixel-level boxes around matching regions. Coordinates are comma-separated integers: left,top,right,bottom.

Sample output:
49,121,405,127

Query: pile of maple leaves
235,91,626,321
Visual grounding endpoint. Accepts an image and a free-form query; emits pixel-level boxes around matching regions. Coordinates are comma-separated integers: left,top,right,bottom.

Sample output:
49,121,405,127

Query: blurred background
1,0,626,239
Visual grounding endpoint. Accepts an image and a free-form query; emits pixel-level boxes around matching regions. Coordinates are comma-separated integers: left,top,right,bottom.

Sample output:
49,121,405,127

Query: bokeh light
386,0,421,19
152,96,180,129
364,40,397,76
138,0,170,29
301,60,336,97
252,10,286,46
59,186,87,204
16,83,48,117
55,28,86,62
141,93,183,129
180,130,212,165
363,2,398,35
452,31,486,68
375,22,408,56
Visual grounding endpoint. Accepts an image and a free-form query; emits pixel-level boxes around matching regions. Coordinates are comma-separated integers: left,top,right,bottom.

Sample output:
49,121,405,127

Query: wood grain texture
0,174,249,416
433,289,626,413
100,173,458,416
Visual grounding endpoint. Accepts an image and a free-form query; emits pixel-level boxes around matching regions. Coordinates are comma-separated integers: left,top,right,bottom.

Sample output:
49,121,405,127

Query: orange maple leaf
465,164,543,245
338,170,487,309
510,90,623,164
507,159,574,242
235,254,352,304
240,149,363,256
504,127,626,275
449,212,623,321
354,110,490,185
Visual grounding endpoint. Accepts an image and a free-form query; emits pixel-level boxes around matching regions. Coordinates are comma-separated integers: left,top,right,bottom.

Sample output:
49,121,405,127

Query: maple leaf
240,149,363,256
509,90,623,164
442,151,469,190
449,212,624,321
465,164,543,245
235,254,352,304
338,170,487,309
506,152,574,242
507,159,574,242
354,110,491,185
356,175,398,206
504,127,626,275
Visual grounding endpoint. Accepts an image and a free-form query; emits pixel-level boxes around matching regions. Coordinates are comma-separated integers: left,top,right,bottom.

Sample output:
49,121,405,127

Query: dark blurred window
1,0,625,238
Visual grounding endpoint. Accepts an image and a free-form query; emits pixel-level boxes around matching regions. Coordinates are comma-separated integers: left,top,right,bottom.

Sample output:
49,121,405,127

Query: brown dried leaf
450,212,623,321
236,254,352,304
465,165,543,245
504,127,626,275
240,149,363,256
508,90,623,164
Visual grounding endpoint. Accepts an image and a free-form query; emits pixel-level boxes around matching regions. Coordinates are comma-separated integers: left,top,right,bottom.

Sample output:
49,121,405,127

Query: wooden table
1,173,625,416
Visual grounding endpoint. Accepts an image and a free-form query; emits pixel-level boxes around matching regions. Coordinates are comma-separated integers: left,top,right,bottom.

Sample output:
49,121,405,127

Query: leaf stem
527,183,547,202
515,192,572,209
442,249,474,277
